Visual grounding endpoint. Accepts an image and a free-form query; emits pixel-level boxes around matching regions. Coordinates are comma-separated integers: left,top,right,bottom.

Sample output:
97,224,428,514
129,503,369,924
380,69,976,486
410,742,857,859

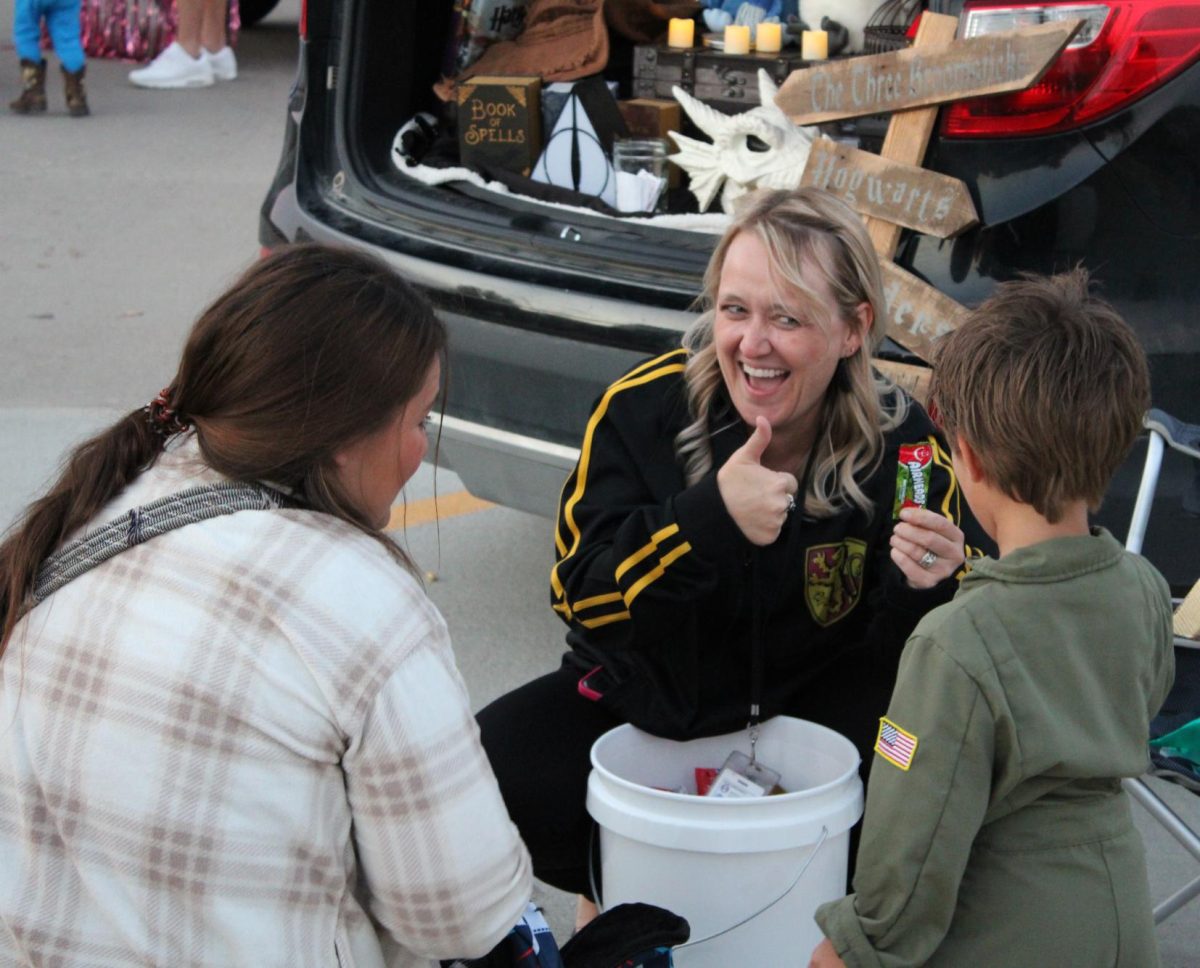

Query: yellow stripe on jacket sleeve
930,436,962,522
568,527,689,624
614,524,680,582
608,348,689,393
550,352,689,604
572,591,625,613
622,541,692,608
554,472,572,558
958,542,989,578
931,436,985,580
580,610,633,629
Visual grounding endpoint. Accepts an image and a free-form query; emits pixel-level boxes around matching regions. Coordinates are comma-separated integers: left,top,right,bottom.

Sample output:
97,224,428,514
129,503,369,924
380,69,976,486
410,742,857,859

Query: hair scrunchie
144,386,191,437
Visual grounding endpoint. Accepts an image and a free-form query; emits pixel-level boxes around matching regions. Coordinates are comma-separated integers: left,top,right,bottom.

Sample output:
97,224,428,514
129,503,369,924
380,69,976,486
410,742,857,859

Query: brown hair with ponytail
0,244,446,657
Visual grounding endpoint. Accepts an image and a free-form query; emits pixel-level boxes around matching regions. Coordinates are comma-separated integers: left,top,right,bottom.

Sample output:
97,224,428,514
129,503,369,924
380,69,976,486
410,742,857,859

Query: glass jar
611,137,670,214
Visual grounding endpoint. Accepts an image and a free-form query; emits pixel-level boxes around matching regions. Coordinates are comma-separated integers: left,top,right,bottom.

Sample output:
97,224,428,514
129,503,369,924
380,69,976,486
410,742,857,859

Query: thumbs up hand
717,417,799,546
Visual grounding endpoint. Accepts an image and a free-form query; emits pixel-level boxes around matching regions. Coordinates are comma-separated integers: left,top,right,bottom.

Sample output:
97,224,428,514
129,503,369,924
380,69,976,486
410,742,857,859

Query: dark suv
260,0,1200,589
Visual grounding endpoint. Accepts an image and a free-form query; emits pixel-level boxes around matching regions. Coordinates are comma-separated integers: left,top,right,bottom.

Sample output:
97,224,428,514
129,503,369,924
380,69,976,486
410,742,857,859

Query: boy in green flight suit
809,271,1175,968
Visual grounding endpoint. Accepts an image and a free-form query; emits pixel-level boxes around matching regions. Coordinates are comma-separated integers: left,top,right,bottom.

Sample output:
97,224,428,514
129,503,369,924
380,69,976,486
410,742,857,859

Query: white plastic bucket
586,716,862,968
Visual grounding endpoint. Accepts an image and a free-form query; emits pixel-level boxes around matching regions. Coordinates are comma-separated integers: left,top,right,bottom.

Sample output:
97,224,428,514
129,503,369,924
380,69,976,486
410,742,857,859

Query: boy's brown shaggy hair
931,270,1149,523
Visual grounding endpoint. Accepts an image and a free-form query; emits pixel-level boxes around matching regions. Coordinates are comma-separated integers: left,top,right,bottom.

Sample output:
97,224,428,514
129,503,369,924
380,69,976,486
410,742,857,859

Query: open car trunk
338,0,731,305
269,0,1200,590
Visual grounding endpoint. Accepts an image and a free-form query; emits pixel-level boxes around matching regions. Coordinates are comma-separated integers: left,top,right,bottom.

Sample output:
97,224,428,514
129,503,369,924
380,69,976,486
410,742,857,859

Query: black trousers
477,665,619,897
477,660,889,898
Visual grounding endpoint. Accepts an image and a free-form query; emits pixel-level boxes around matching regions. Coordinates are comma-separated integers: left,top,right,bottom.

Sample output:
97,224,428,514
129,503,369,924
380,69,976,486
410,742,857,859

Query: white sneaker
204,46,238,82
128,41,214,89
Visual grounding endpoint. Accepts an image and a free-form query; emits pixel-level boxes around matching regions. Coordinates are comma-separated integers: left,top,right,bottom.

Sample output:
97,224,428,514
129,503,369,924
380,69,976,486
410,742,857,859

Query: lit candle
667,17,694,49
801,29,829,60
724,24,751,55
755,22,782,53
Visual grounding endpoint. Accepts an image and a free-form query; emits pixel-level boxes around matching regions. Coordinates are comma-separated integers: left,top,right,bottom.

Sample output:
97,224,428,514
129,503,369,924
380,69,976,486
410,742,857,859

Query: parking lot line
386,490,494,531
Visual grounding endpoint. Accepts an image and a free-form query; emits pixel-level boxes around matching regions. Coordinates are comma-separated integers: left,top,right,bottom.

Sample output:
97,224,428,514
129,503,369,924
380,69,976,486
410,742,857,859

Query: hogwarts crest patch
804,539,866,626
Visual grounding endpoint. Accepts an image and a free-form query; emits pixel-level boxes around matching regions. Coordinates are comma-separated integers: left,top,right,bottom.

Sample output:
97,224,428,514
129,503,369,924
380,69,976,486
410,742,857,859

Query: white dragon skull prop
668,70,824,213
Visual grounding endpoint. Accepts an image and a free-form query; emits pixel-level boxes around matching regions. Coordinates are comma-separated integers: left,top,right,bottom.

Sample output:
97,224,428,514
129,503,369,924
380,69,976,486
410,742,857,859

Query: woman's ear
844,302,871,357
331,440,361,472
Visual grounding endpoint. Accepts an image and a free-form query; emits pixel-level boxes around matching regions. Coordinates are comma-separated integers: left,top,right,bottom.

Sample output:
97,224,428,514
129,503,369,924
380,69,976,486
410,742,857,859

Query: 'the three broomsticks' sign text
769,15,1080,361
776,20,1080,125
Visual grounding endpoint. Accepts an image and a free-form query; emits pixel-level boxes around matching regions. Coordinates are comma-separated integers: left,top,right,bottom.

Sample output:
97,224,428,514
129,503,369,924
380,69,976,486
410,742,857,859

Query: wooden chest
632,45,809,115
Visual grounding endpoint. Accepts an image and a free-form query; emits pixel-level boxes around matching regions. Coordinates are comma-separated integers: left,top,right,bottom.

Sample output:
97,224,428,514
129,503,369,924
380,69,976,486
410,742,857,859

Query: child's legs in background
13,0,46,63
42,0,84,73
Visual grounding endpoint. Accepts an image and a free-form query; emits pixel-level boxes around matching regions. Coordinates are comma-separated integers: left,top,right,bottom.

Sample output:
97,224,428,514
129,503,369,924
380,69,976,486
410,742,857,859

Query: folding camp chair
1122,408,1200,925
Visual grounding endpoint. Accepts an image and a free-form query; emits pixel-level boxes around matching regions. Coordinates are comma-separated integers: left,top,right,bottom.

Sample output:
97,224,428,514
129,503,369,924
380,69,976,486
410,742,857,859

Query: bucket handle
673,825,829,951
590,824,831,952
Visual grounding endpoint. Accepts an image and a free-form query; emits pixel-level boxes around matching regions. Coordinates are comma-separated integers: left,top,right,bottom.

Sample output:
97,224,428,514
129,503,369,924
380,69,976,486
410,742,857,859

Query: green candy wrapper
894,442,934,520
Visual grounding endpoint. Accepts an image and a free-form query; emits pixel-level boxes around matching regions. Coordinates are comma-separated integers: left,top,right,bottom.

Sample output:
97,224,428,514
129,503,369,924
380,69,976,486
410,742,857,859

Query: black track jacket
551,349,992,744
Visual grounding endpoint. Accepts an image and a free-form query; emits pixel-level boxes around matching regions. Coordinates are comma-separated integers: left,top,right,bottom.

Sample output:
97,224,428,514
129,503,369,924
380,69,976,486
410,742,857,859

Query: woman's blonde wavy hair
676,187,907,517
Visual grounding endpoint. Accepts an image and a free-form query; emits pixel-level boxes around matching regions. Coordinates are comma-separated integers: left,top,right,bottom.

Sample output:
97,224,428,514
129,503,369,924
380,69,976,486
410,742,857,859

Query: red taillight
941,1,1200,137
299,0,308,40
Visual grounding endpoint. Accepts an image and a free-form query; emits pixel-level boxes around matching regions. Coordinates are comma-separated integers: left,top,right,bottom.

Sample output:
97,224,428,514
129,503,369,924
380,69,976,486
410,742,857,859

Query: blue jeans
13,0,85,73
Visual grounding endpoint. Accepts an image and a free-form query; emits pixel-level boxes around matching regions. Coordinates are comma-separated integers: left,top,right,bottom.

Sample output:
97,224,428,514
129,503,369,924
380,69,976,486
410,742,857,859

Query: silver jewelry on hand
918,549,938,569
786,493,797,515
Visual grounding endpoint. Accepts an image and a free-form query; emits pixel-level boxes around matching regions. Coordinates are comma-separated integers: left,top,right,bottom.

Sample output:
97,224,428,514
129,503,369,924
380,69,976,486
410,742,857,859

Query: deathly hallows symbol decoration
532,79,624,208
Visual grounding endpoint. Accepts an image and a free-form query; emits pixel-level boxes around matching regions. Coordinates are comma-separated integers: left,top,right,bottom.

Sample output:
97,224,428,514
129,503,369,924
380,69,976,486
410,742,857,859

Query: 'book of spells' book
457,75,542,176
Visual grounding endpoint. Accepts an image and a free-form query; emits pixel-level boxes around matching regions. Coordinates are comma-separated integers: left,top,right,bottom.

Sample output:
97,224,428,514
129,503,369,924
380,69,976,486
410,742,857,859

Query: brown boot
9,59,47,114
62,65,90,117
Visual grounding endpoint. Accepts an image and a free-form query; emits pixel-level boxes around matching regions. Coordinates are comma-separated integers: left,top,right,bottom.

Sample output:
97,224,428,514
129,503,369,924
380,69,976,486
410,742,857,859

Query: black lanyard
747,451,815,762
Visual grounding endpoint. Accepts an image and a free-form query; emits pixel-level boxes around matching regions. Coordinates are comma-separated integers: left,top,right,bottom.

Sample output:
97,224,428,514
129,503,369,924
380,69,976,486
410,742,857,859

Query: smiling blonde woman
476,188,993,910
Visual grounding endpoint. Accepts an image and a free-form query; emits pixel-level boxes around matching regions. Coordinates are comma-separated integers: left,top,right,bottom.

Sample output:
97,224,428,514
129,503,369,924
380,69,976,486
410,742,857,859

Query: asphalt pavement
2,2,1199,959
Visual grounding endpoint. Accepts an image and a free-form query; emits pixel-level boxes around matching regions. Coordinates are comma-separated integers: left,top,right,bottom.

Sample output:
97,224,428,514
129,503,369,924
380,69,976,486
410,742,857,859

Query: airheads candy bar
894,442,934,519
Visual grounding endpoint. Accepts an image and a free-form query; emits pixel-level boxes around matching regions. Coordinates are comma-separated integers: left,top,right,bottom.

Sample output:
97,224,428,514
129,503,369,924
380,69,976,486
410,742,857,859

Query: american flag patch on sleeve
876,717,918,771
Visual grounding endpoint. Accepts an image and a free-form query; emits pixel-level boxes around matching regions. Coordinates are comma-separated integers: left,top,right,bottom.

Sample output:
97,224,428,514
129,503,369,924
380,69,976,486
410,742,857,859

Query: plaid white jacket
0,436,532,966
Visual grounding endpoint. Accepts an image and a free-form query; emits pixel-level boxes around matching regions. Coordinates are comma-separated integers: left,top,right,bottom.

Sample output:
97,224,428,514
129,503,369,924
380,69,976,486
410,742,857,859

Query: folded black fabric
474,164,623,216
559,902,690,968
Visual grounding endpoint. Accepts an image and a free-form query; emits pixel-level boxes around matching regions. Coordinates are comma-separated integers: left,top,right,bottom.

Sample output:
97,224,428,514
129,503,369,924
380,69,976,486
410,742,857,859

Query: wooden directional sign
776,19,1081,124
874,359,932,405
802,138,978,238
865,12,959,260
879,261,967,362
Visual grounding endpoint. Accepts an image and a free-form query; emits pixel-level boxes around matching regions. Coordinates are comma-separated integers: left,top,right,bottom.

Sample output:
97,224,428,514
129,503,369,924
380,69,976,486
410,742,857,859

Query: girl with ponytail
0,245,531,966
